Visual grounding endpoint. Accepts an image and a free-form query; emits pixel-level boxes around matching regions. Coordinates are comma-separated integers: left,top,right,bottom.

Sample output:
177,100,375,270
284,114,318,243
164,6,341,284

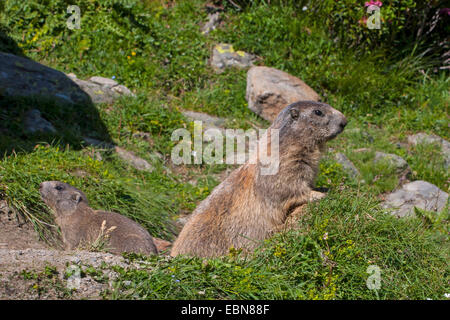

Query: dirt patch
0,201,50,250
0,201,134,300
0,248,134,300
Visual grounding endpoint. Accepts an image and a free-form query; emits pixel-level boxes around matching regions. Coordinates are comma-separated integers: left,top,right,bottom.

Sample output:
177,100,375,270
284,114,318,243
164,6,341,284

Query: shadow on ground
0,32,112,156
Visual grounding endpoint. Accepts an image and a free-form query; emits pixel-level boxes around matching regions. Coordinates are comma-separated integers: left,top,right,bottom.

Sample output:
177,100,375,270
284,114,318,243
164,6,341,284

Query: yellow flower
131,51,136,56
127,56,131,59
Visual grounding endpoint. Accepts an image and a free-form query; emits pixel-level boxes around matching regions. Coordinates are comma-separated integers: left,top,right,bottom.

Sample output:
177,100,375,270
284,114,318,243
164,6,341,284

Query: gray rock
111,84,134,96
182,110,238,142
88,76,118,88
70,78,119,104
382,180,448,217
82,137,114,149
23,109,56,134
335,153,360,179
66,73,77,79
182,110,226,128
407,133,442,146
201,12,221,34
407,133,450,169
0,52,91,105
114,146,154,172
66,73,134,103
132,131,152,141
374,151,411,175
210,43,255,73
246,66,320,122
82,137,153,171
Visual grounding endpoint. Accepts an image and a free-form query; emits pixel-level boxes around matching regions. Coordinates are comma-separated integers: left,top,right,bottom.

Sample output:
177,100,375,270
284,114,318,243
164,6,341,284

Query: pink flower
439,8,450,16
365,1,382,7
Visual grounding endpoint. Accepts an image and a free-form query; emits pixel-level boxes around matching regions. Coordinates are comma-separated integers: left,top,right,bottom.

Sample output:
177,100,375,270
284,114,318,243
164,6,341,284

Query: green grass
106,190,448,300
0,0,448,299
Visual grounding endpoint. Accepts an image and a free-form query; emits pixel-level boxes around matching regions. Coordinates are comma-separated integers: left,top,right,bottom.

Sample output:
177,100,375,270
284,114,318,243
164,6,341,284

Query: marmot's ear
290,108,299,120
71,192,83,204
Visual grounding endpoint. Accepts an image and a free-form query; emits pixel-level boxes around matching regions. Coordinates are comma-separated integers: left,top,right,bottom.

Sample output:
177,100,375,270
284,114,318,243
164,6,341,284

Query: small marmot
171,101,347,257
40,181,157,255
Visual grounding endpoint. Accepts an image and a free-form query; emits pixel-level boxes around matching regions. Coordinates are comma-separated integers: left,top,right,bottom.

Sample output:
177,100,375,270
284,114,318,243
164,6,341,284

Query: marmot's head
274,101,347,146
40,181,88,215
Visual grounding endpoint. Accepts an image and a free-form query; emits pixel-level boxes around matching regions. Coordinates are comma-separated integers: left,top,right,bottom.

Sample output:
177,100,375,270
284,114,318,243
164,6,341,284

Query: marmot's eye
55,186,64,191
314,110,324,116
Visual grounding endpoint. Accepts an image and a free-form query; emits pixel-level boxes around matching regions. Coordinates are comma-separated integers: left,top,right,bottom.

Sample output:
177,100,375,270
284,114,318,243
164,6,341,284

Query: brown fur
39,181,157,255
171,101,347,257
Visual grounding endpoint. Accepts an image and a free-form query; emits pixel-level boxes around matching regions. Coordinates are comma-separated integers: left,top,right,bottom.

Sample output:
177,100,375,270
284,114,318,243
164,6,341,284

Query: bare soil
0,202,137,300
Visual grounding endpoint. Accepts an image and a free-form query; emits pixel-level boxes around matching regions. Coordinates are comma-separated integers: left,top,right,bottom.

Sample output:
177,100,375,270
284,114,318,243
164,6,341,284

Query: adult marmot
171,101,347,257
40,181,158,255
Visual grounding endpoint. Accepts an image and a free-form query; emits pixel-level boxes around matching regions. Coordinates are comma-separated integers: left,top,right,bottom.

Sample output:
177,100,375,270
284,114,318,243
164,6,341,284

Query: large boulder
381,181,448,217
246,66,320,122
0,52,134,105
0,52,91,104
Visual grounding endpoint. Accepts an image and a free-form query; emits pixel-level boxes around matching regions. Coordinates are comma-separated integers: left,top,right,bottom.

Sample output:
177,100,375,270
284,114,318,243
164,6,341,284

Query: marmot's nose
39,183,44,190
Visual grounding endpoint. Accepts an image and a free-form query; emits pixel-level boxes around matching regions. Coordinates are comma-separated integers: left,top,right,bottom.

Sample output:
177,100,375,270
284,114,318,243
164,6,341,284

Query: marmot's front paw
309,190,326,202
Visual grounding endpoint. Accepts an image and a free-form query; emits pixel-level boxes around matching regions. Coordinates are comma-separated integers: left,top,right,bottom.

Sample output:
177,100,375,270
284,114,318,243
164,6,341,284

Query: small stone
182,111,237,141
88,76,118,88
114,147,154,172
70,257,81,264
201,12,221,34
93,152,103,161
374,151,411,175
182,110,226,128
111,84,134,96
82,137,114,149
72,78,118,104
382,180,448,217
66,73,77,79
407,133,442,146
210,43,255,73
132,132,149,139
335,153,360,179
152,238,172,253
407,133,450,169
